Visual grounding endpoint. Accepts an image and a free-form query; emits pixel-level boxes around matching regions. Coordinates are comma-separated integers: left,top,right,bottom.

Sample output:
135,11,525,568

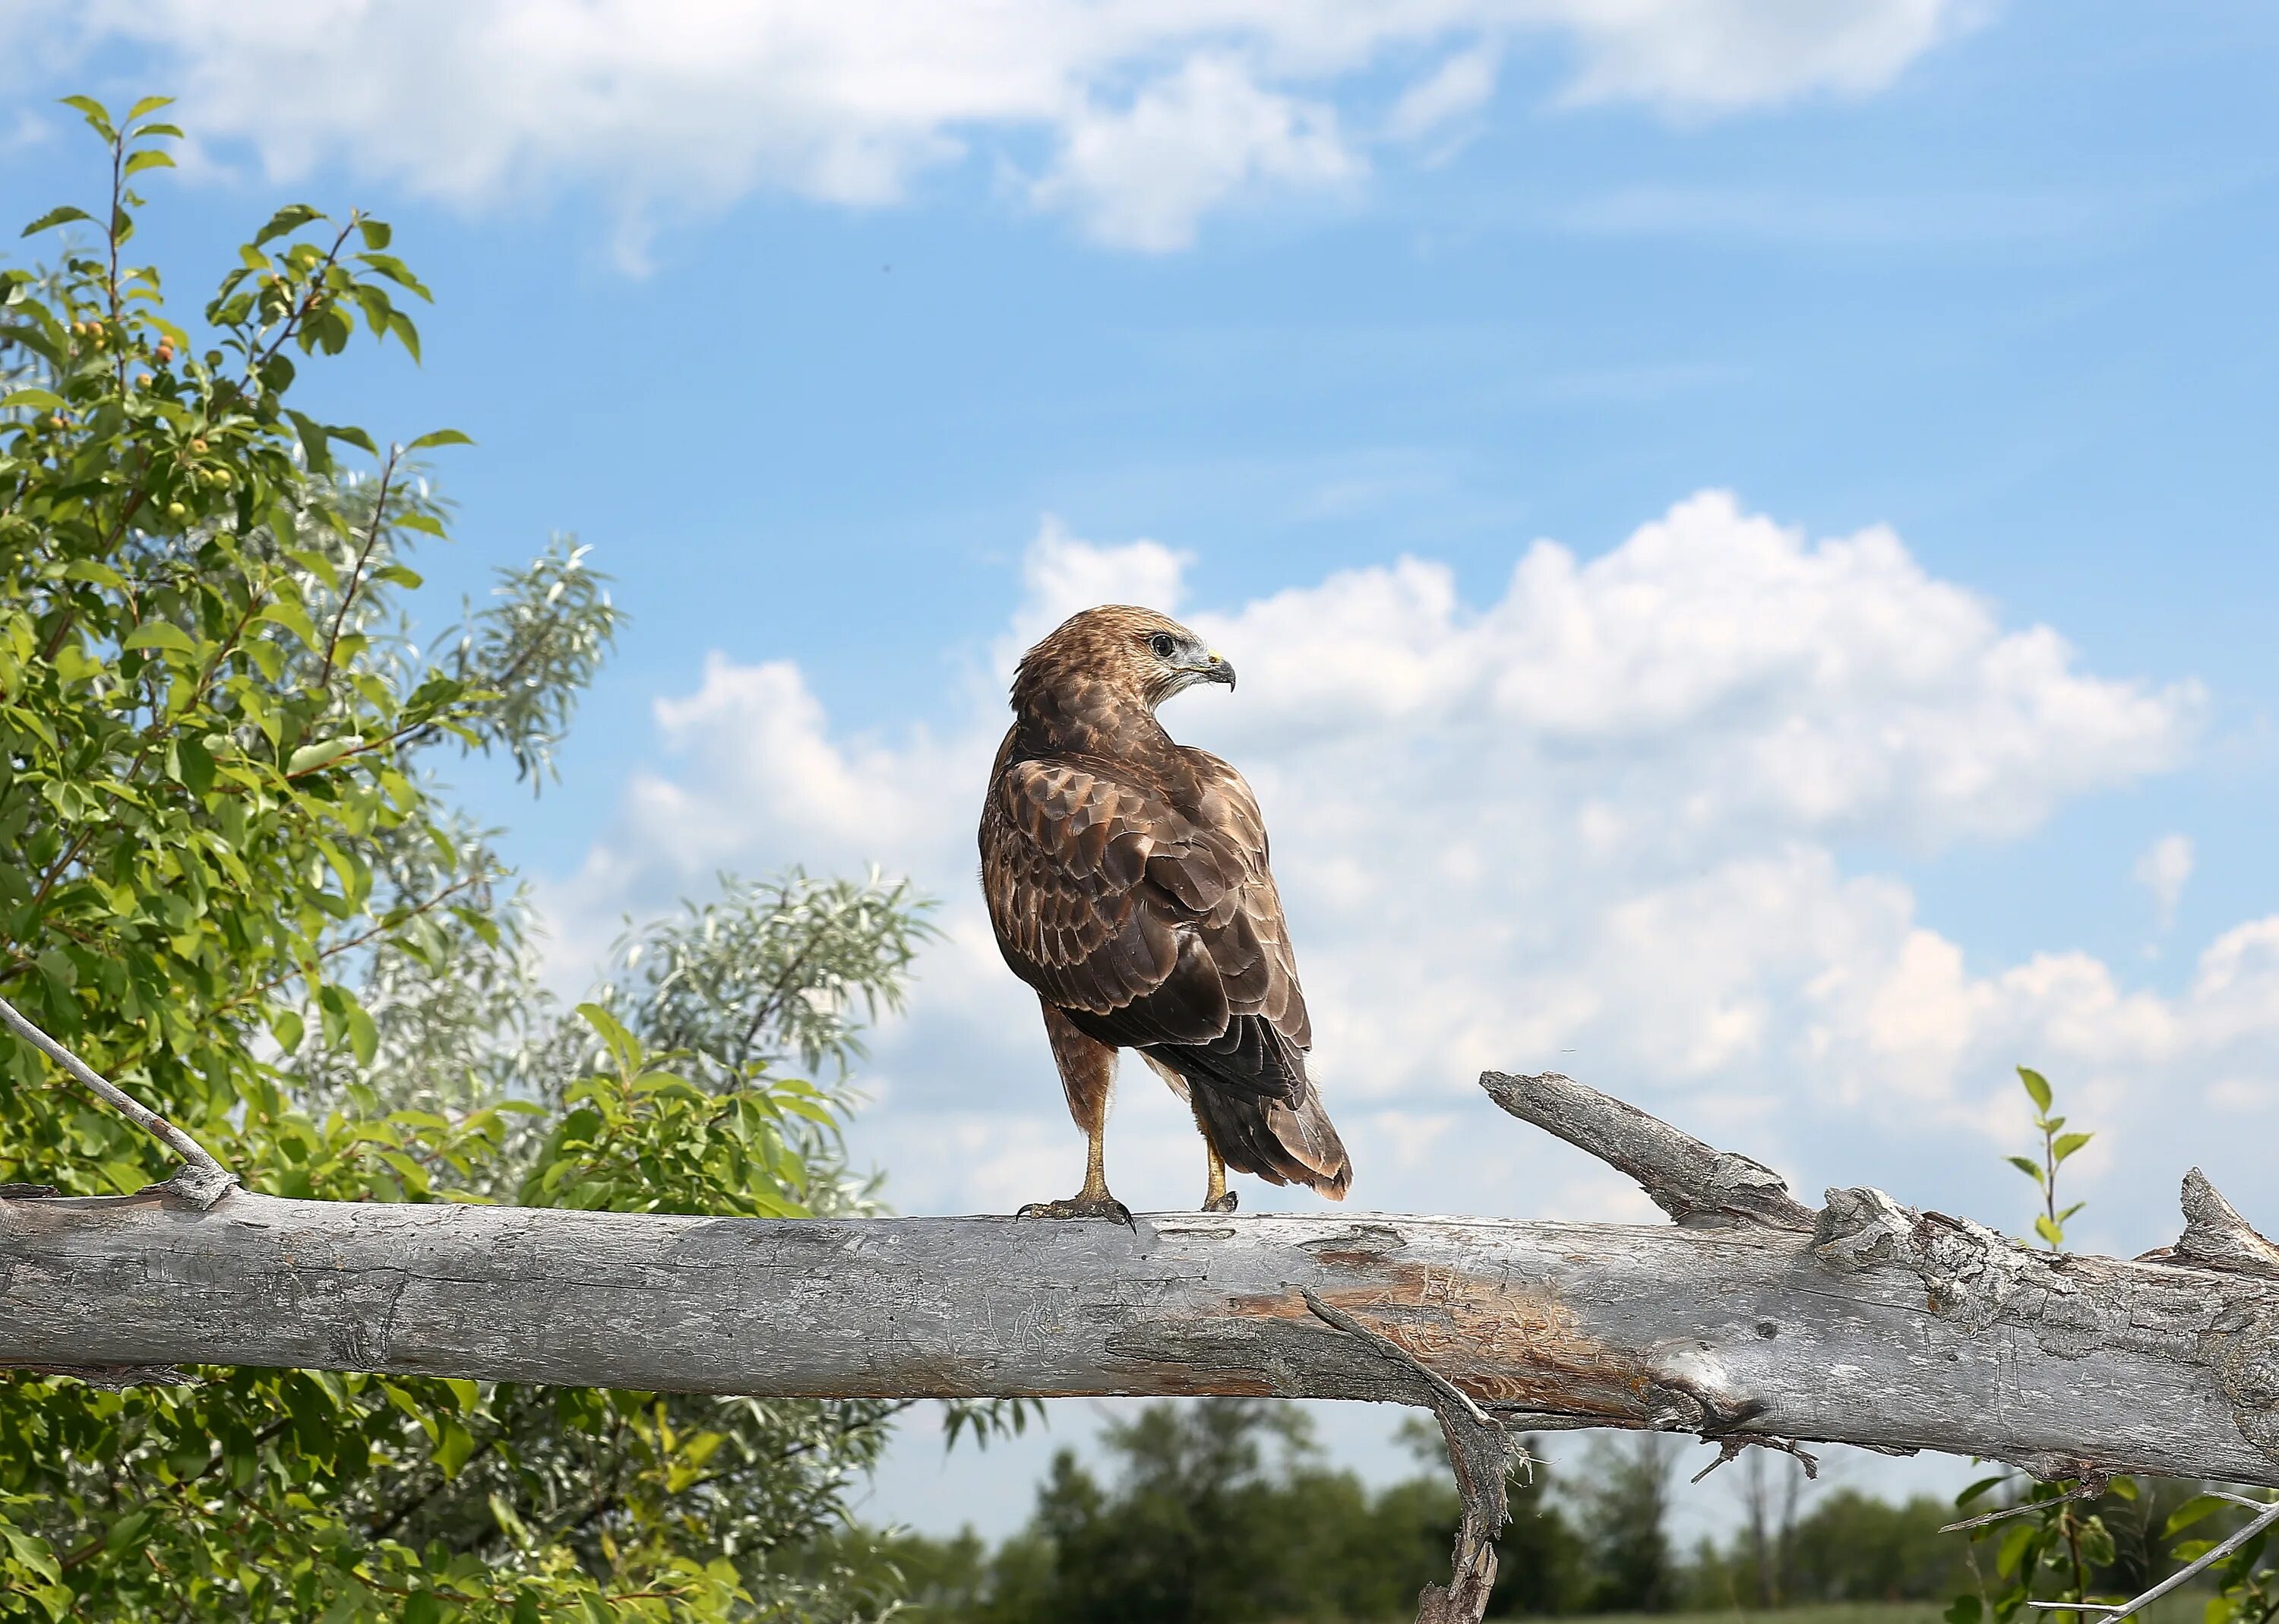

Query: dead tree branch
3,1055,2278,1622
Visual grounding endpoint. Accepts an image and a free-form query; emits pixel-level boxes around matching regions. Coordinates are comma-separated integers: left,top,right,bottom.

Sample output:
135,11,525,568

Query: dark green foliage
1686,1490,1971,1608
880,1399,1585,1623
1575,1435,1682,1614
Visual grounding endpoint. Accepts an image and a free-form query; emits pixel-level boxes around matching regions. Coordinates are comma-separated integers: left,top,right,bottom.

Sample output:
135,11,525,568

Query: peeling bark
3,1068,2277,1622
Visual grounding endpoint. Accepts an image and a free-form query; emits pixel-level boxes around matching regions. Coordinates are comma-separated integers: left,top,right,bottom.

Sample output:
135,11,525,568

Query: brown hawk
978,604,1351,1222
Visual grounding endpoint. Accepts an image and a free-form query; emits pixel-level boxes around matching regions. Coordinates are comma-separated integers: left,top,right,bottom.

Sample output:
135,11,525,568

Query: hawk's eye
1149,633,1176,659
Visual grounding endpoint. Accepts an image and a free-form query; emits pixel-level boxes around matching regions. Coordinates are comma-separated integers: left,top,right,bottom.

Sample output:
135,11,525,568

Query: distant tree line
850,1398,2235,1624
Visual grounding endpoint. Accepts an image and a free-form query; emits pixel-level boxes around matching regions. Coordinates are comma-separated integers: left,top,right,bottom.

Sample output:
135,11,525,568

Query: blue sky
6,0,2278,1539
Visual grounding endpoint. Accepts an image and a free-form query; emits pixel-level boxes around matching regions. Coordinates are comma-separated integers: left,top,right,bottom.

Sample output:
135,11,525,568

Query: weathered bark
4,1070,2277,1496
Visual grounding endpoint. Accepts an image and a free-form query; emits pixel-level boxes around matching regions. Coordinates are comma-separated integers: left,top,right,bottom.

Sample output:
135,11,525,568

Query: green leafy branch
2008,1066,2093,1251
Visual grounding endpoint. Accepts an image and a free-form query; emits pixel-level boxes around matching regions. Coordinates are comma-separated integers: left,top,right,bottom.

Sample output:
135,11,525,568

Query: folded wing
981,750,1348,1193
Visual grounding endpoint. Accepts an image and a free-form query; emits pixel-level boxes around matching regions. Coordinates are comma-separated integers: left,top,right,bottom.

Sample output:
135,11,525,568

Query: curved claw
1017,1194,1137,1231
1203,1190,1239,1214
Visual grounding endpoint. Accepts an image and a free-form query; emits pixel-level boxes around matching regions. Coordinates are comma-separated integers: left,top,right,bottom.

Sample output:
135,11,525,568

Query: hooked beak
1203,651,1236,691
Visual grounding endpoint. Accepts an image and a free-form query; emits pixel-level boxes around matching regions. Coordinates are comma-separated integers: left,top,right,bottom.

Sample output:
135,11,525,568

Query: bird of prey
978,605,1351,1222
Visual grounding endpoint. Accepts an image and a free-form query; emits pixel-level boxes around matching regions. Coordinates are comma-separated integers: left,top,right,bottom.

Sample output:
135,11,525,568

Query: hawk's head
1013,605,1236,713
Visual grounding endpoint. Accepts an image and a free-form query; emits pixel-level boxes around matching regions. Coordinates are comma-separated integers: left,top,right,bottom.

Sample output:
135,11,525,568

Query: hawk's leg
1019,1001,1135,1228
1017,1122,1134,1228
1202,1142,1238,1214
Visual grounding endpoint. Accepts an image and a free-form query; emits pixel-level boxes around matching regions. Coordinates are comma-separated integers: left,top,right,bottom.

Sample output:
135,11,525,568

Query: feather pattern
979,605,1350,1197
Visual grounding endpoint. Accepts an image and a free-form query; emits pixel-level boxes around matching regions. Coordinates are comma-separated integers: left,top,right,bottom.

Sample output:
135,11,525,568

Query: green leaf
172,735,215,794
358,218,392,251
2034,1214,2064,1246
435,1417,476,1477
106,1509,153,1552
346,998,378,1067
58,96,115,140
2017,1066,2052,1111
125,94,176,121
1955,1474,2012,1510
287,737,362,776
2,387,65,411
122,621,199,656
2006,1155,2046,1188
258,601,321,650
406,428,473,451
2052,1132,2092,1163
2168,1493,2246,1535
270,1009,305,1054
21,205,94,237
252,203,326,246
387,308,422,362
576,1001,643,1076
124,149,176,177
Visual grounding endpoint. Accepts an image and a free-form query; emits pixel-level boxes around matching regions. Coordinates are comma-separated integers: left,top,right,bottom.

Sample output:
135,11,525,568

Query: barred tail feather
1152,1018,1352,1197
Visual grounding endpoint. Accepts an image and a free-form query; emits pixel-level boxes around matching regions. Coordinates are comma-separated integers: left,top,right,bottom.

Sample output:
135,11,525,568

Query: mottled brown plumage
979,605,1351,1219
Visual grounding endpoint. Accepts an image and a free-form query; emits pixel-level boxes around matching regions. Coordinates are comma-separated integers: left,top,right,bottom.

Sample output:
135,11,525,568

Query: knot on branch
2206,1307,2279,1468
1478,1072,1816,1232
1816,1187,2073,1333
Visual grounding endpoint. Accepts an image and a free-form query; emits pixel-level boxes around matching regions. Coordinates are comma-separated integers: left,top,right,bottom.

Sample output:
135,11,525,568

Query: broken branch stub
1478,1070,1817,1231
2138,1169,2279,1282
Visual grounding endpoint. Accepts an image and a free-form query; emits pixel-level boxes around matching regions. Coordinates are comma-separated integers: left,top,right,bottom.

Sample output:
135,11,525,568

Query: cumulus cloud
17,0,1987,252
1033,57,1361,251
533,493,2261,1248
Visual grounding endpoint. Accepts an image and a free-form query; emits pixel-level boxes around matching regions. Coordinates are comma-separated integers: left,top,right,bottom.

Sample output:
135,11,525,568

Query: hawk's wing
981,749,1310,1082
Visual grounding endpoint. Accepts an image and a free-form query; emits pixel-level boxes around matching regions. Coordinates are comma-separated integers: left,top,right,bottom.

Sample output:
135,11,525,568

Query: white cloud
534,494,2268,1250
2134,833,2194,928
1385,44,1501,146
1554,0,1984,114
1033,57,1361,251
19,0,1987,253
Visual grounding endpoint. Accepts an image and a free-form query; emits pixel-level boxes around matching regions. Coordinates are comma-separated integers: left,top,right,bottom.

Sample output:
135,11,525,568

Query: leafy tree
1573,1433,1681,1613
880,1400,1581,1622
1756,1489,1968,1603
0,94,962,1621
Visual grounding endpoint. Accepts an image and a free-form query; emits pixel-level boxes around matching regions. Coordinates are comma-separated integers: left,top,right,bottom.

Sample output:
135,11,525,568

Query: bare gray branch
1479,1070,1817,1231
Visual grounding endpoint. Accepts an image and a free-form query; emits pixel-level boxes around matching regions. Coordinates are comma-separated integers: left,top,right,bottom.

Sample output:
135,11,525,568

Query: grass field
1339,1603,2208,1624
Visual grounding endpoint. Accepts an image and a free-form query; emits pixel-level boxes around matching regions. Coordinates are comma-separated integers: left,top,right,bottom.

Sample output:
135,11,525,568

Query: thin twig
2027,1496,2279,1621
315,445,400,690
0,994,237,1208
1692,1434,1819,1484
1941,1476,2112,1534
